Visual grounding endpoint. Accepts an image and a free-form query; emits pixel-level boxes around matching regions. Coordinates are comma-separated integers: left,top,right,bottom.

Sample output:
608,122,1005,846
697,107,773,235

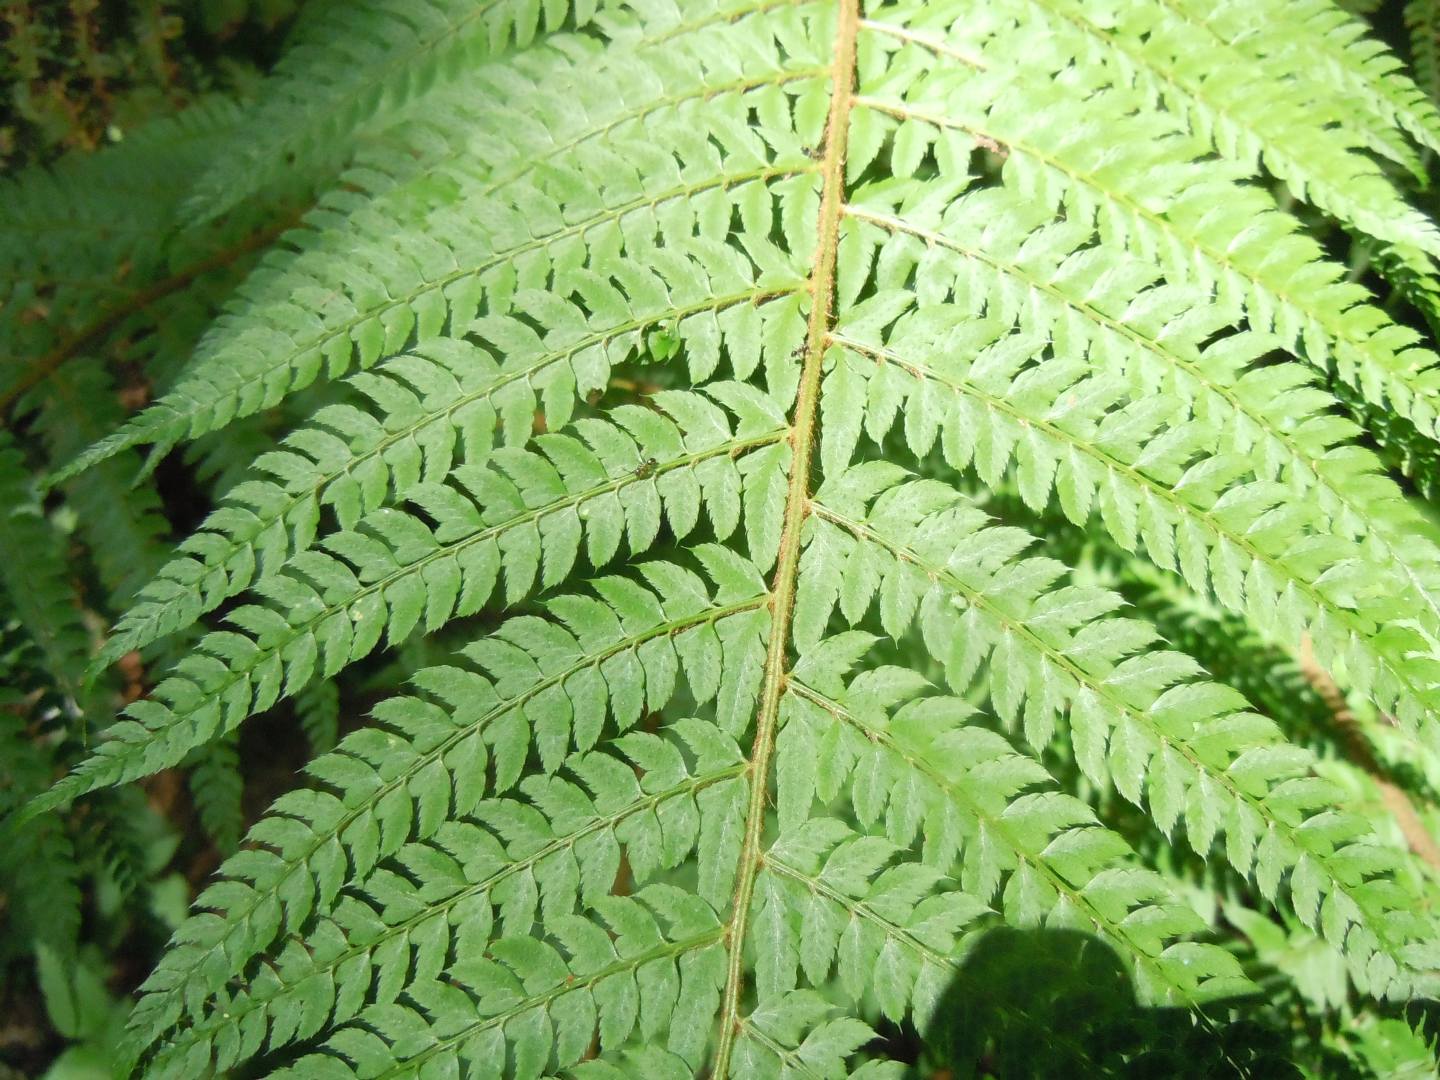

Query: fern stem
710,0,860,1074
857,17,986,69
734,1018,830,1079
1297,635,1440,871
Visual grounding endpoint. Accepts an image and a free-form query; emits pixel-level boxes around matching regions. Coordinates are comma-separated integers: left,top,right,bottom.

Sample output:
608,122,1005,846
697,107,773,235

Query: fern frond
38,386,785,814
129,554,769,1070
189,734,245,855
0,438,91,706
997,0,1440,259
25,0,1440,1073
827,187,1440,734
1167,0,1440,169
0,97,243,369
856,27,1440,444
95,341,780,664
28,362,171,606
805,470,1440,996
184,0,609,222
0,97,241,295
70,787,157,905
49,1,827,482
1410,1,1440,120
0,709,83,959
130,562,1266,1076
296,679,341,756
775,653,1244,1007
1077,529,1440,809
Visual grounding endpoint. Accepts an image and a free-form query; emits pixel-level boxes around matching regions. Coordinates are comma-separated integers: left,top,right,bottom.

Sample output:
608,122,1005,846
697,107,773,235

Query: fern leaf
129,556,768,1070
189,734,246,855
826,191,1440,733
36,387,785,815
95,342,780,665
184,0,604,222
774,656,1246,1006
1168,0,1440,167
854,29,1440,447
25,0,1440,1074
1000,0,1440,259
0,710,83,958
0,97,241,310
47,2,827,483
806,470,1440,996
28,362,171,606
0,438,91,706
297,678,342,755
1409,0,1440,111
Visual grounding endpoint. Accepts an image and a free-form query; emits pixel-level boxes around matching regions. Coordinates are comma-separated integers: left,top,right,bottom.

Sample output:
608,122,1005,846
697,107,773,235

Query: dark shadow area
908,928,1304,1079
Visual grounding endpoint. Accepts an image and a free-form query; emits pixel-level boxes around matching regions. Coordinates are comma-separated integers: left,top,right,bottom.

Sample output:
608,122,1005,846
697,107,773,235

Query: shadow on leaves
911,927,1300,1079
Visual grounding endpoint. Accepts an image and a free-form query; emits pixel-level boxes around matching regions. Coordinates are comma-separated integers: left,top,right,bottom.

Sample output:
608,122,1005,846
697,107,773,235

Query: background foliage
9,0,1440,1076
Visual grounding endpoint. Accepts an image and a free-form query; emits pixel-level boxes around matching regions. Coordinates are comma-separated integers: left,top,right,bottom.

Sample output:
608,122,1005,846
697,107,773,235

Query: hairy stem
1298,634,1440,870
709,0,860,1073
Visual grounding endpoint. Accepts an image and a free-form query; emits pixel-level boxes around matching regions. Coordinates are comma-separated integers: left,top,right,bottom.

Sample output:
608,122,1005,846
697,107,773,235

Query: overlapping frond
0,705,82,962
184,0,607,221
986,0,1440,260
856,10,1440,445
0,97,241,306
35,385,786,816
0,438,91,706
826,134,1440,732
190,735,246,854
1170,0,1440,169
1410,0,1440,114
28,362,171,606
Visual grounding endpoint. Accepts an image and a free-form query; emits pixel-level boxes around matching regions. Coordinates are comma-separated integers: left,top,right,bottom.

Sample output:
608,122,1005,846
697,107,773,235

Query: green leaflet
32,386,787,815
804,469,1439,999
47,1,825,485
131,559,767,1075
188,734,246,855
31,362,171,608
13,0,1440,1075
992,0,1440,260
0,438,92,708
183,0,601,221
0,703,83,963
96,345,784,667
1411,0,1440,120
